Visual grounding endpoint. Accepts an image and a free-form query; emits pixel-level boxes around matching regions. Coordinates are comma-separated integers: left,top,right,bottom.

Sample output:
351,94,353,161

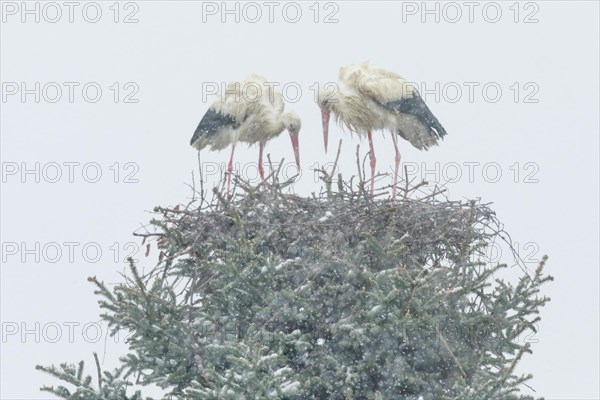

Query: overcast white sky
1,1,599,399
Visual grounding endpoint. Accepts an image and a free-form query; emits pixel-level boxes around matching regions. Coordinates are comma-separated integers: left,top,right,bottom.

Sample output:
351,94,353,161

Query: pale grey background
1,1,599,398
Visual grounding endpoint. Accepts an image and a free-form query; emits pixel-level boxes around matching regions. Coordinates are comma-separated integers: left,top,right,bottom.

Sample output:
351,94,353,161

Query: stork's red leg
368,131,376,195
227,142,236,198
258,143,265,180
391,131,401,199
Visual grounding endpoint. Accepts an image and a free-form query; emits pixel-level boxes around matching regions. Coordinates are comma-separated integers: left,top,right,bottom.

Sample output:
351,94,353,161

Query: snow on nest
318,210,334,222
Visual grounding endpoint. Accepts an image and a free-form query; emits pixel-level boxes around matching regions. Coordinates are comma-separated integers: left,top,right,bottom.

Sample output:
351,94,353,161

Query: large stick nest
138,160,522,277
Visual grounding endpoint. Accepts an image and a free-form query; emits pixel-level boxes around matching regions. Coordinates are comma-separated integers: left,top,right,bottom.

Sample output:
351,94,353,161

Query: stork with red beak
317,62,447,196
191,74,301,195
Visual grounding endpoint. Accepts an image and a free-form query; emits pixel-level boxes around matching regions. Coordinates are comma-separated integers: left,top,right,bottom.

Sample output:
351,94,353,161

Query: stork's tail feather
424,110,448,141
396,128,437,151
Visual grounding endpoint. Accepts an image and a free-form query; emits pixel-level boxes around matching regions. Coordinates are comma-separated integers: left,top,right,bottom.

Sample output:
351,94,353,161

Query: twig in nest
355,144,370,198
197,151,205,206
419,187,447,201
318,139,343,197
337,173,344,195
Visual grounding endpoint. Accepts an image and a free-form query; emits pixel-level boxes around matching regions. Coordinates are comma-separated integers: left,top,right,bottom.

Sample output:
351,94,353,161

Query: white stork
191,74,301,195
317,62,447,196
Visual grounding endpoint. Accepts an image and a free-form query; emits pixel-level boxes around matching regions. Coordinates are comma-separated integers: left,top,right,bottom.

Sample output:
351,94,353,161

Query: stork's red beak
289,132,300,170
321,109,331,153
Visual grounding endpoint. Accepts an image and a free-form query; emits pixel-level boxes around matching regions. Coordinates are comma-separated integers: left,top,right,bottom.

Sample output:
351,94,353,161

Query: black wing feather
386,93,447,140
190,108,241,146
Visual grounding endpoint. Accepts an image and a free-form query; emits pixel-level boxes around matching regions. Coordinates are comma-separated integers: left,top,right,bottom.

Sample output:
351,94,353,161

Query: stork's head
316,84,339,153
281,111,301,170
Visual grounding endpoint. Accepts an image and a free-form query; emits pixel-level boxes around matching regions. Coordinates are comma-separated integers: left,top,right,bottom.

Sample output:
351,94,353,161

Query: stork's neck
256,112,288,142
329,90,371,134
275,115,287,131
329,91,353,118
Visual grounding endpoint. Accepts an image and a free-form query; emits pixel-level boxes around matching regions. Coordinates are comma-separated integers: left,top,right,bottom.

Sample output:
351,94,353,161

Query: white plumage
317,62,448,195
191,75,301,194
